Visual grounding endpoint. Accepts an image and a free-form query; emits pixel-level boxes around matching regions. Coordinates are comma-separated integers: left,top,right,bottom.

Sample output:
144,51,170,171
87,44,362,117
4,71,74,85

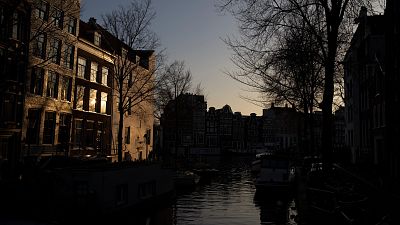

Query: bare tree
154,60,203,120
219,0,379,162
102,0,162,162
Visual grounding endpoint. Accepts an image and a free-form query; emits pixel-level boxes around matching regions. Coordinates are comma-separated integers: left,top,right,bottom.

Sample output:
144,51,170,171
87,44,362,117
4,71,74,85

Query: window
145,129,151,144
12,12,23,40
33,33,46,59
0,6,5,40
75,85,84,110
125,127,130,144
128,72,133,87
94,32,101,46
60,76,71,101
96,122,104,150
67,16,77,35
26,109,41,144
30,67,44,96
90,61,98,82
116,184,128,206
51,6,63,28
85,120,94,147
74,119,83,146
128,97,132,115
64,44,74,69
89,89,97,112
46,71,58,98
49,38,61,64
139,56,149,70
100,92,107,114
35,0,48,20
101,66,108,85
77,57,86,78
43,111,56,144
58,114,71,145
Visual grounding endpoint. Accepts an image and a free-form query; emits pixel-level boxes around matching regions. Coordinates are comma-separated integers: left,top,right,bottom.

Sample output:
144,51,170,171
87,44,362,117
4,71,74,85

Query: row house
0,0,30,177
70,18,113,157
23,0,80,158
343,10,385,164
161,94,206,157
262,104,302,153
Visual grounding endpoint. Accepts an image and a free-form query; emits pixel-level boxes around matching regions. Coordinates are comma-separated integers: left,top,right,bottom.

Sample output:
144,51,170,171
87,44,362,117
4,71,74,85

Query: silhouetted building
343,11,385,164
262,104,302,153
384,0,400,183
161,94,207,157
0,0,30,178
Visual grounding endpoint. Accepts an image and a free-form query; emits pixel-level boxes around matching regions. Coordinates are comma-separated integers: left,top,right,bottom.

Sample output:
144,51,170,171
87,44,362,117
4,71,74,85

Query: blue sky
81,0,263,115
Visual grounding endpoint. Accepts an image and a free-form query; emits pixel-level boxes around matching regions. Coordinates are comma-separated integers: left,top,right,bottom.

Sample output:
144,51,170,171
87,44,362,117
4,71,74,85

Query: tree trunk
321,30,338,164
118,82,124,162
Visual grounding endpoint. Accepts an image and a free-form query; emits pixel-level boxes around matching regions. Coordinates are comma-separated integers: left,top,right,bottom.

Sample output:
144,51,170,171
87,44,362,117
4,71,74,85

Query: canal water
137,156,296,225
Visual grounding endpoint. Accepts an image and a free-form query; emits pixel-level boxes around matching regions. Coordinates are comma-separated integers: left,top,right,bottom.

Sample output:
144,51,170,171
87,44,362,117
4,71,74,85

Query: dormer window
94,32,101,46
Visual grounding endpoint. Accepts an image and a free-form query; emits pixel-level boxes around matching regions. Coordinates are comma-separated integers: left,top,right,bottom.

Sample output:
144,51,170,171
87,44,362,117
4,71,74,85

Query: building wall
22,0,80,158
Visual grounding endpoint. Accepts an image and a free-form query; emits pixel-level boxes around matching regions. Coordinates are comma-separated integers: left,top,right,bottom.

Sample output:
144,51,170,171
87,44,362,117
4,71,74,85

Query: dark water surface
141,156,294,225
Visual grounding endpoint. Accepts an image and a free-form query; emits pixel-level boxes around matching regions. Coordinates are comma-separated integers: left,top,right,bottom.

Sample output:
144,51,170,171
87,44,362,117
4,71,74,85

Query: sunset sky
81,0,263,116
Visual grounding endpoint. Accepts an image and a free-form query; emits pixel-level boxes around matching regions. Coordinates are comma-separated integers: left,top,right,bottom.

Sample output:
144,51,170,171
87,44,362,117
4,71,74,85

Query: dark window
139,56,149,70
125,127,130,144
0,6,5,40
67,16,76,35
138,181,155,199
27,109,41,144
43,111,56,144
46,71,58,98
74,119,83,146
35,0,48,21
30,67,44,96
51,6,63,28
33,33,46,59
145,129,151,144
12,12,23,41
64,44,74,69
85,120,95,147
49,38,61,64
128,97,132,115
60,76,71,101
58,113,71,147
96,122,104,151
116,184,128,206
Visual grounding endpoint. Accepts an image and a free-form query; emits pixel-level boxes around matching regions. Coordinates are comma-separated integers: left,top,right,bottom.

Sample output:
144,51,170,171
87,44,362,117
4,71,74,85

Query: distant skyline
81,0,263,116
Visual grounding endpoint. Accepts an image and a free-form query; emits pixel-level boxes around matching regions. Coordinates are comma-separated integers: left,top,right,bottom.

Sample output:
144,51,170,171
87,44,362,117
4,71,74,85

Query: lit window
100,92,107,114
101,66,108,85
90,62,98,82
77,57,86,78
46,71,58,98
89,89,97,112
75,85,84,110
94,32,101,46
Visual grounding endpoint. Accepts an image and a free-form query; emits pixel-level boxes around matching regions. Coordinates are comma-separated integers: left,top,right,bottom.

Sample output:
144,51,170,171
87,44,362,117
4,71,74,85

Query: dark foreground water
139,156,296,225
1,156,296,225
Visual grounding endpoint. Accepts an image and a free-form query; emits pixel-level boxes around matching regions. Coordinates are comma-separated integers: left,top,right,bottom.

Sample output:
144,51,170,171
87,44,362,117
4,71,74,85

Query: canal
135,156,297,225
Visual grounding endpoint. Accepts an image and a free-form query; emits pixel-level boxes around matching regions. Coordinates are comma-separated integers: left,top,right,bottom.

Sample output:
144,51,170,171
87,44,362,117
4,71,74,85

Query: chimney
88,17,97,25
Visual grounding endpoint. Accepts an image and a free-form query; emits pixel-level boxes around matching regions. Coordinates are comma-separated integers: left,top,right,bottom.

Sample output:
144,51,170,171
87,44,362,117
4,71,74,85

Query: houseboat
254,153,295,194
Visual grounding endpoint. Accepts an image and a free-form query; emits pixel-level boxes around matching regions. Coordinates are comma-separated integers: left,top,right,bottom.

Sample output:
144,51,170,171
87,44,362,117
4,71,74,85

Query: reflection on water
138,156,295,225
